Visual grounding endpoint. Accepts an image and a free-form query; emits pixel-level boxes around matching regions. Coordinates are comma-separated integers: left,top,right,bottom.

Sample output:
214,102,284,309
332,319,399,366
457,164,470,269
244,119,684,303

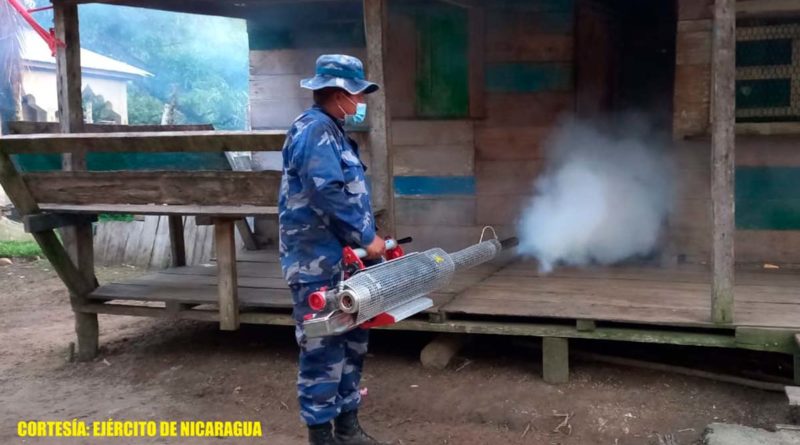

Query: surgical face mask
339,96,367,125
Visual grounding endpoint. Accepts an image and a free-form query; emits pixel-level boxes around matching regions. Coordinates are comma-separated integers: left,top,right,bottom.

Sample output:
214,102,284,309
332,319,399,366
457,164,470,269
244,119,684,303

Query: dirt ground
0,260,792,445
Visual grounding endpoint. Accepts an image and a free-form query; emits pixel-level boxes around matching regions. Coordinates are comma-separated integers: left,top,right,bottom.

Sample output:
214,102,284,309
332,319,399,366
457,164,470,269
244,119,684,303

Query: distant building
18,30,151,124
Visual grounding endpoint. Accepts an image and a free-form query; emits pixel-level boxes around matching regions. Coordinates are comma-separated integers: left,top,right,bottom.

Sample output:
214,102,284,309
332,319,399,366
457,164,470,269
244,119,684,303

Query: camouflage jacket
278,105,376,284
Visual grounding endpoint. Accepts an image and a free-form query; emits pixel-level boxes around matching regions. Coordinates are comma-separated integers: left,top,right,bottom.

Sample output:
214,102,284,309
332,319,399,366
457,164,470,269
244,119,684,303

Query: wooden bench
0,129,285,360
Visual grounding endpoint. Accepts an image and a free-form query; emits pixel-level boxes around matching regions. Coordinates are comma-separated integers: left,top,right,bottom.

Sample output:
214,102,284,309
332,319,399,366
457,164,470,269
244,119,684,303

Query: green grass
0,240,42,258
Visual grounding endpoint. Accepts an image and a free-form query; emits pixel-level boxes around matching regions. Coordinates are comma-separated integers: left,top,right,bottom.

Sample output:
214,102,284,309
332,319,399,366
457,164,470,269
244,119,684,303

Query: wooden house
1,0,799,384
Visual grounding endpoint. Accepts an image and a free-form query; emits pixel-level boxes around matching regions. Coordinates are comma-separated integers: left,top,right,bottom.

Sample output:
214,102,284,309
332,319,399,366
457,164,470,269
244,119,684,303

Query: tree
78,5,249,129
31,1,249,129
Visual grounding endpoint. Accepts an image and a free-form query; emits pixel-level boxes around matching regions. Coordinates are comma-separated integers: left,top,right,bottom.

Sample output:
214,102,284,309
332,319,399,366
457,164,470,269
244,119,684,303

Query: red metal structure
7,0,63,55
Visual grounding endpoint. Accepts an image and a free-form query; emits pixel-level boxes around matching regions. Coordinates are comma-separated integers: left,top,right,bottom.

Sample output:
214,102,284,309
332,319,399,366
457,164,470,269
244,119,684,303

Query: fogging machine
302,232,518,337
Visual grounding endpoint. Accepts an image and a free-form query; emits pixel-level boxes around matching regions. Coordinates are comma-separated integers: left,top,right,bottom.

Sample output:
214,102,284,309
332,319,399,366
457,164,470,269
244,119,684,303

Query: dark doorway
576,0,677,127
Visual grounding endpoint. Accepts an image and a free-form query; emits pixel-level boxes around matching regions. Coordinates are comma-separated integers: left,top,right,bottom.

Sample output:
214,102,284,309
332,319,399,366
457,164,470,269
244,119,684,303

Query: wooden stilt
794,354,800,386
542,337,569,384
795,334,800,385
54,0,98,360
710,0,736,324
73,312,98,361
168,215,186,267
215,218,239,331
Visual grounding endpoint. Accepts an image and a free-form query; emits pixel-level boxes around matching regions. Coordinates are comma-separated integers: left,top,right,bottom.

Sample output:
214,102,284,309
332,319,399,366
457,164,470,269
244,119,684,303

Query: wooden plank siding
668,0,800,265
391,120,477,250
669,0,714,265
386,9,417,118
241,1,574,251
249,48,365,129
669,136,800,264
23,171,281,207
475,2,574,238
673,0,714,139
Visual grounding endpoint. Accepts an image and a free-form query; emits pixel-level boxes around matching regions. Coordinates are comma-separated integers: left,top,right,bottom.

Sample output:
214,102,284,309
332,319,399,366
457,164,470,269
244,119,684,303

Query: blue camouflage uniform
278,54,379,426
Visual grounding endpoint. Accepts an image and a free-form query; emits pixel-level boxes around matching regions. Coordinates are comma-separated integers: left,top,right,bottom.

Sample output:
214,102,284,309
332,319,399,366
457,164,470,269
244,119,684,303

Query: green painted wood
576,319,596,332
490,0,574,13
542,337,569,384
736,78,791,109
737,39,792,67
486,62,572,93
13,153,231,173
735,327,798,354
382,320,739,349
736,167,800,230
415,3,469,118
246,3,365,50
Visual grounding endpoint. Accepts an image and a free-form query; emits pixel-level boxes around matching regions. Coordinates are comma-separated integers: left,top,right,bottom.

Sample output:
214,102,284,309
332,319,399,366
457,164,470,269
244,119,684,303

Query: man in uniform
278,54,387,445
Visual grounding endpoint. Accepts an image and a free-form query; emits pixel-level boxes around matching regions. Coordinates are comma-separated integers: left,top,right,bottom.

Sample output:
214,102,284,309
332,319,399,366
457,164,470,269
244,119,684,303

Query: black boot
308,422,339,445
334,409,385,445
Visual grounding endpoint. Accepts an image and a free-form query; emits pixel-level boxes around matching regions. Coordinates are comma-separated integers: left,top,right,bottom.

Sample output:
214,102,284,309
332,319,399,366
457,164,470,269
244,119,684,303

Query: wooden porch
83,248,800,357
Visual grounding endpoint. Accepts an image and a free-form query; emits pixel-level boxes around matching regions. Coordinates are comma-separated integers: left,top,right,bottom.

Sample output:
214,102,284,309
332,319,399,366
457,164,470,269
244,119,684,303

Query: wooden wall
476,0,573,245
392,120,478,251
247,1,366,129
382,0,574,251
673,0,713,139
94,216,222,268
245,0,576,252
670,0,713,262
670,0,800,264
249,48,365,130
670,138,800,264
243,0,800,265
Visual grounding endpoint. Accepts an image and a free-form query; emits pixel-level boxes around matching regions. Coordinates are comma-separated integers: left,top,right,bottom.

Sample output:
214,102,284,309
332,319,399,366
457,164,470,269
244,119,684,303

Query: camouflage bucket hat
300,54,379,95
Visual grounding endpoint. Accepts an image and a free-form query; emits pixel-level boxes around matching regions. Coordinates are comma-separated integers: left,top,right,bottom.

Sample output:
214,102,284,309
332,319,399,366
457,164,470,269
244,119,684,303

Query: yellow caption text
17,420,263,438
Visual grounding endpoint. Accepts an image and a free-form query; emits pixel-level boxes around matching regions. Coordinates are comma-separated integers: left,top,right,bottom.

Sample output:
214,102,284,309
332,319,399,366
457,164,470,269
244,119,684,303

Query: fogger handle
352,237,412,259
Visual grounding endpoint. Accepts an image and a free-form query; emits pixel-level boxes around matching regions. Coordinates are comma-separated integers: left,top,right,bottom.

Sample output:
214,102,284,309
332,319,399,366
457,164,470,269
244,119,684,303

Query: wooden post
54,0,98,360
235,219,259,251
215,218,239,331
54,1,84,136
363,0,395,235
794,353,800,386
794,334,800,385
710,0,736,324
542,337,569,384
168,215,186,267
576,319,596,332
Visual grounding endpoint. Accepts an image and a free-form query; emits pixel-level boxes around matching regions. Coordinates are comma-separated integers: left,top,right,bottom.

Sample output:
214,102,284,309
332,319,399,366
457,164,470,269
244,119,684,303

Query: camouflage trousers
291,280,369,426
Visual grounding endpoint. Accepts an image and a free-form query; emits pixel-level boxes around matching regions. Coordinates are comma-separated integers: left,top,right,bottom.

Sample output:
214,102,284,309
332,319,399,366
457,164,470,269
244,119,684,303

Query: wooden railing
0,129,287,337
0,130,285,154
0,130,285,211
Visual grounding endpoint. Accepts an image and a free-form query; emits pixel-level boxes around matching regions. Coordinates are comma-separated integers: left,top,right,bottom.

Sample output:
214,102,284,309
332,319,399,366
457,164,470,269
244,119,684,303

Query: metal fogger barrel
303,237,517,338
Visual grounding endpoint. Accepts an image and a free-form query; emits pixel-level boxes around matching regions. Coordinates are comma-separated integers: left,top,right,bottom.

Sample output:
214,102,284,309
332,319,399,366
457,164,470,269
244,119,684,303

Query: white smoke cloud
517,117,674,272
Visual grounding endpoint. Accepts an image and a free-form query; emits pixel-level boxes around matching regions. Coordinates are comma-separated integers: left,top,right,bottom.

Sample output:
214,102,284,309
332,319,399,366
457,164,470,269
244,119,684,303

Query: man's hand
365,235,386,260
